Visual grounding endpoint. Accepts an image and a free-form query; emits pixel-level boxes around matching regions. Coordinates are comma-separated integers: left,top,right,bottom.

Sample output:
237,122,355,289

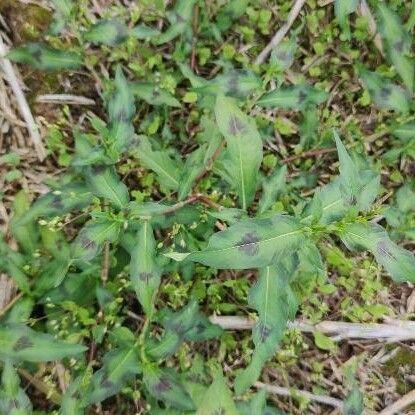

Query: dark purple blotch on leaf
81,237,97,251
51,195,64,210
228,115,246,135
258,322,272,343
139,272,152,283
91,164,107,175
380,87,392,100
13,336,33,352
238,232,260,256
154,377,172,394
298,89,308,104
100,378,116,391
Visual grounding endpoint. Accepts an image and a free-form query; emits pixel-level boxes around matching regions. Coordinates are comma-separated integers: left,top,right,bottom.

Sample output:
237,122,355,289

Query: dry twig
255,381,344,409
378,389,415,415
209,315,415,342
36,94,96,106
0,34,47,160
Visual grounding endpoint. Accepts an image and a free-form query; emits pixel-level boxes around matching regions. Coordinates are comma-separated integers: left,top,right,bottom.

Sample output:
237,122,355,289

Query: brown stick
378,389,415,415
0,34,47,161
255,381,344,409
209,315,415,342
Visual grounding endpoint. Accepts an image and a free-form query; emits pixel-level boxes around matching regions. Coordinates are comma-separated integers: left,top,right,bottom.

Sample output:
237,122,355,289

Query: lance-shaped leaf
166,214,305,269
146,300,222,360
208,208,247,224
71,218,121,261
130,221,161,315
257,84,328,110
107,67,136,153
130,24,160,39
194,69,261,99
196,372,238,415
258,165,287,214
131,82,180,107
85,165,129,209
85,347,141,405
10,190,38,254
14,183,93,226
343,385,364,415
61,376,86,415
132,136,182,191
237,389,284,415
50,0,74,34
271,36,297,70
154,0,197,45
0,361,32,415
358,67,410,113
340,222,415,282
7,43,82,71
216,0,249,31
334,132,380,210
0,324,86,362
334,0,359,39
143,365,196,411
377,3,413,91
302,179,347,225
215,95,263,209
391,120,415,142
0,239,30,293
177,145,206,200
84,19,129,45
235,263,299,394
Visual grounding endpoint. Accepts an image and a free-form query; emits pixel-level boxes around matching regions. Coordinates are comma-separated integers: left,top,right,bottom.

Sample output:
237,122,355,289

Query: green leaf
391,120,415,142
7,43,82,71
343,386,364,415
340,222,415,282
84,19,129,45
194,69,262,99
71,218,121,261
131,82,181,107
143,365,195,411
154,0,197,45
0,361,32,415
196,372,238,415
214,95,263,209
358,67,410,113
85,347,141,405
257,84,328,110
50,0,74,34
167,214,305,269
147,300,222,360
177,145,206,200
130,221,161,315
377,3,413,91
216,0,249,31
258,165,287,214
85,165,130,209
133,136,182,191
10,190,38,254
314,331,337,351
235,263,298,394
334,0,359,39
14,183,93,226
270,37,297,70
107,67,136,153
304,133,380,223
130,24,160,39
0,324,86,362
